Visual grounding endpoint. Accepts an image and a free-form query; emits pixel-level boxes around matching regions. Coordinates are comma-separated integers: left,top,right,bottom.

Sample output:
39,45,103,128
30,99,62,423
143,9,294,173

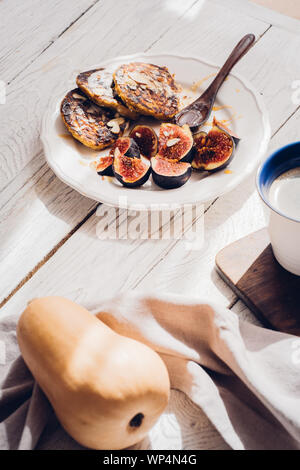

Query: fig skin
192,124,235,172
151,157,191,189
124,138,141,159
157,123,194,163
129,125,158,159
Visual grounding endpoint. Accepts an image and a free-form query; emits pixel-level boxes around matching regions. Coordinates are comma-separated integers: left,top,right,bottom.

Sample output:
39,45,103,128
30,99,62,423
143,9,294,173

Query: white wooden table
0,0,299,450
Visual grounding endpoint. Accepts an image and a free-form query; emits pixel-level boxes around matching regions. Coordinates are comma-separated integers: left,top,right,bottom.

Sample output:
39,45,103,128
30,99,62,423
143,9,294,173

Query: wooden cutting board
215,228,300,335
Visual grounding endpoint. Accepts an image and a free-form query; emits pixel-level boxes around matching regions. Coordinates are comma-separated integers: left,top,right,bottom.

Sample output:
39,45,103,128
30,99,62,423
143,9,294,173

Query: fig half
213,117,240,147
92,154,114,176
113,139,151,188
151,156,191,189
192,122,235,172
129,125,158,159
157,123,194,162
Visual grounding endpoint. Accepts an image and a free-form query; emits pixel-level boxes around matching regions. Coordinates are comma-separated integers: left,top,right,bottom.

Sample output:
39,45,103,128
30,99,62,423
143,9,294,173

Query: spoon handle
201,33,255,101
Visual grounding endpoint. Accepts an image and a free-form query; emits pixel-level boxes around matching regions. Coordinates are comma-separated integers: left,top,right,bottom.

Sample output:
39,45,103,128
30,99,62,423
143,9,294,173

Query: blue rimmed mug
257,141,300,276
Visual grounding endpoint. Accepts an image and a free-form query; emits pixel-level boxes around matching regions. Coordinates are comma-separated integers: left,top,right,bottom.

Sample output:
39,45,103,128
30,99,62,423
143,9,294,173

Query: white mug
257,142,300,276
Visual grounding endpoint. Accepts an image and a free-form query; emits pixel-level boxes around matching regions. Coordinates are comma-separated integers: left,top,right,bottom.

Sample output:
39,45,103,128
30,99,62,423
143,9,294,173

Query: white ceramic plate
41,53,271,210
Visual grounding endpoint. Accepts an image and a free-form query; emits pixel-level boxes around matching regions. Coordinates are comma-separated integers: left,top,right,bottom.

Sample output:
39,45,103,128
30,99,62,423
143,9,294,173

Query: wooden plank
211,0,300,33
2,1,299,307
134,174,266,306
216,228,300,335
216,228,270,285
0,0,198,191
0,0,198,303
0,0,97,83
0,1,298,311
0,155,96,305
251,0,300,21
1,4,298,450
1,107,299,322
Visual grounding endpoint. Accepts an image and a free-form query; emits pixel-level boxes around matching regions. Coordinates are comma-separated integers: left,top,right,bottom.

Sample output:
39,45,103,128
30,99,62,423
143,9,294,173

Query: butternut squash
17,296,170,449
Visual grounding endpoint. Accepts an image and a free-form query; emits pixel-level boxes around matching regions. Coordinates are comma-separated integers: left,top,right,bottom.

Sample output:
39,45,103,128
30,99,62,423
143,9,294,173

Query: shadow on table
206,171,260,300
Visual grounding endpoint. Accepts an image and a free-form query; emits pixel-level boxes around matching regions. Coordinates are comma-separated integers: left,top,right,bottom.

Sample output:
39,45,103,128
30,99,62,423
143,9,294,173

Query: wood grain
1,109,299,319
0,0,98,83
216,228,300,335
237,244,300,335
216,228,270,284
0,0,198,303
0,0,197,191
2,1,298,312
212,0,300,32
0,2,298,306
1,1,300,450
0,0,270,303
136,108,300,312
149,11,300,132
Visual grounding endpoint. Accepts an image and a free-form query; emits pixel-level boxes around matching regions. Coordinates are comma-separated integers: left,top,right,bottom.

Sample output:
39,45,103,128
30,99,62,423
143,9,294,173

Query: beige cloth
94,291,300,450
0,291,299,449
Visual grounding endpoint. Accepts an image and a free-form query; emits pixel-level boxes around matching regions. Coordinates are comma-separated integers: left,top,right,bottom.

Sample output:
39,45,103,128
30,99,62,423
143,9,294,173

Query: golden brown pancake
76,68,138,120
60,88,129,150
113,62,180,120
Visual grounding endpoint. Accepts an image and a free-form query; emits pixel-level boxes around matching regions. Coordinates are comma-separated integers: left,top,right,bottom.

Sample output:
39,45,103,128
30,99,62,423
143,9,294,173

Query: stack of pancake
60,62,181,150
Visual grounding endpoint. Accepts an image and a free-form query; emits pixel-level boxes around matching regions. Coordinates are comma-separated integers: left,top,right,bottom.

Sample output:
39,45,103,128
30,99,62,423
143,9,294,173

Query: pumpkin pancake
76,68,138,120
113,62,180,120
60,88,129,150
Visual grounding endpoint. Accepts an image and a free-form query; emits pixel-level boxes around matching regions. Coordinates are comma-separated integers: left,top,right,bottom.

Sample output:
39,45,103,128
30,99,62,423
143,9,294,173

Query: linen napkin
0,291,299,450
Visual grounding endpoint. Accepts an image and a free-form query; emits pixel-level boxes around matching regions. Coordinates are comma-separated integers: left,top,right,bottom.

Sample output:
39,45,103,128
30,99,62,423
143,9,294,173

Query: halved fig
157,123,194,162
91,154,114,176
113,151,151,188
212,117,240,146
192,122,235,172
129,125,158,159
151,156,191,189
